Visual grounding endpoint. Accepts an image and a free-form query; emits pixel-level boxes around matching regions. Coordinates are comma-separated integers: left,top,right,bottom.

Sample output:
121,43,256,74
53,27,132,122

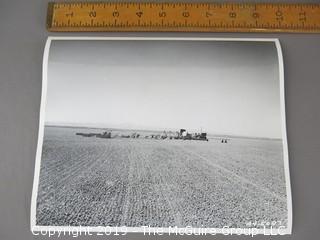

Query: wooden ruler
47,2,320,33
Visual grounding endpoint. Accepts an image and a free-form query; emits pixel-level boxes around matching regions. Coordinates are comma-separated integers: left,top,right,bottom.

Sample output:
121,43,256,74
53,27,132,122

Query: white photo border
31,37,292,235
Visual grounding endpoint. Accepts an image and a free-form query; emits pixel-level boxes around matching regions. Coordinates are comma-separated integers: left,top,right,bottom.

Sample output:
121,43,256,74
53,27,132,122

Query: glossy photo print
31,37,292,235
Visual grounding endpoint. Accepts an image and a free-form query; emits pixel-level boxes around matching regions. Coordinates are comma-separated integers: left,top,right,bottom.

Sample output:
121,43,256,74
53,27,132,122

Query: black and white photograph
31,37,292,234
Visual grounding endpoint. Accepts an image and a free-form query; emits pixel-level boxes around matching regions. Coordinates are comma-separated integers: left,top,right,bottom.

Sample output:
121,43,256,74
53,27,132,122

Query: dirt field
36,126,288,228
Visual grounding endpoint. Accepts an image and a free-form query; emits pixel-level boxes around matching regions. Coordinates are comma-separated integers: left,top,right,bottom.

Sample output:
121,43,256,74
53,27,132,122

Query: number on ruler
113,11,119,17
65,12,73,17
206,12,213,18
89,11,96,18
159,11,166,17
275,10,283,21
229,12,237,18
252,12,259,19
136,11,143,18
299,12,307,21
182,11,190,18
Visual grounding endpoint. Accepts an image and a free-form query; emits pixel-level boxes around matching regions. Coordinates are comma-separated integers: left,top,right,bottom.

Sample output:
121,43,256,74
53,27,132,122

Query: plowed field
36,126,288,228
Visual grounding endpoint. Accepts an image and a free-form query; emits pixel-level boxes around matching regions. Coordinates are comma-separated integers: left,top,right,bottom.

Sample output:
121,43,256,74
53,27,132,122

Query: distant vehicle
183,132,208,141
76,131,112,139
121,135,130,138
97,131,111,139
76,133,98,137
179,129,208,141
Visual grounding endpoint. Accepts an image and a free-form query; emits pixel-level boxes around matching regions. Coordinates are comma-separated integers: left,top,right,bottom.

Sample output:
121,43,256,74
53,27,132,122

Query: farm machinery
177,129,208,141
76,128,208,141
76,131,111,138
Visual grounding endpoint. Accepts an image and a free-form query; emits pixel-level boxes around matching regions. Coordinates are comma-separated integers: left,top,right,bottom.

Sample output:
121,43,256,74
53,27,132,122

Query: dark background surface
0,0,319,239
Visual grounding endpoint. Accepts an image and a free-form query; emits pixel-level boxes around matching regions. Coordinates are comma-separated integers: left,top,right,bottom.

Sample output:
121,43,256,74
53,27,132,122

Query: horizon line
44,122,282,141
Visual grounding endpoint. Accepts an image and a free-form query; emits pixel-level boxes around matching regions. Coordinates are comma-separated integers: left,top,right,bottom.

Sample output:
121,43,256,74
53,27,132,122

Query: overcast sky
46,39,282,138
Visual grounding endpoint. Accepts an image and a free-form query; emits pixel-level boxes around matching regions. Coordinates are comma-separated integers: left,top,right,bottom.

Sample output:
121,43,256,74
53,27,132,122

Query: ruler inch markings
47,2,320,33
